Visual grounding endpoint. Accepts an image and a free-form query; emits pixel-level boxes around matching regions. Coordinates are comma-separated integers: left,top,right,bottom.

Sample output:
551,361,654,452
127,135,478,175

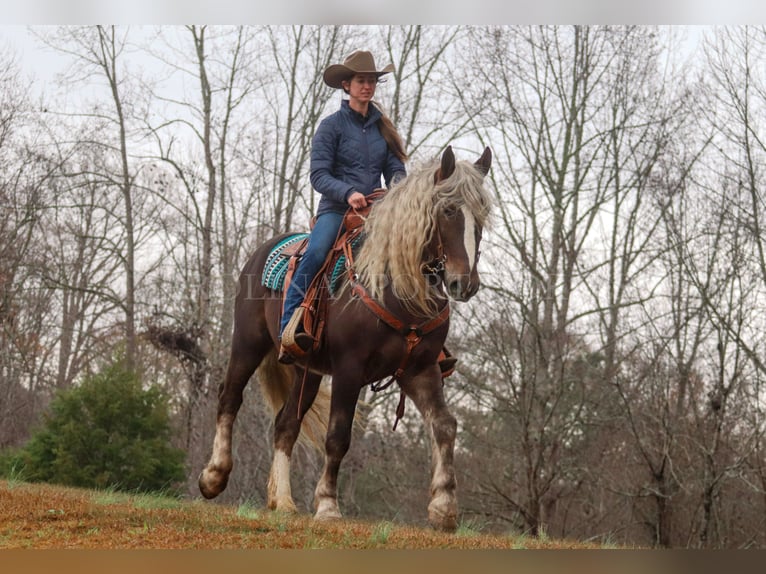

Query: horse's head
355,145,492,317
428,146,492,302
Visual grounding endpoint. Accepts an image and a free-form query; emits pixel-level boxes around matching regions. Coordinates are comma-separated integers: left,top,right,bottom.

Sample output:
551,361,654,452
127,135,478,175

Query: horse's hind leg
199,333,268,499
401,365,459,532
267,367,324,513
313,375,361,521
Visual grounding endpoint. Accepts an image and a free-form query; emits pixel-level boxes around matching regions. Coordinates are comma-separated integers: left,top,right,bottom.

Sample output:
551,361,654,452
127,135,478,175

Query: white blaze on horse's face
442,204,481,302
462,205,477,272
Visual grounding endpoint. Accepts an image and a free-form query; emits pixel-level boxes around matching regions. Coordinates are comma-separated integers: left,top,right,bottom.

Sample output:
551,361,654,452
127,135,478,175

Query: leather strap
343,229,451,430
351,281,450,389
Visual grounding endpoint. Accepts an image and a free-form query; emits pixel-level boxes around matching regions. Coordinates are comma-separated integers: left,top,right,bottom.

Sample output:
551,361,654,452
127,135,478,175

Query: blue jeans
279,211,345,337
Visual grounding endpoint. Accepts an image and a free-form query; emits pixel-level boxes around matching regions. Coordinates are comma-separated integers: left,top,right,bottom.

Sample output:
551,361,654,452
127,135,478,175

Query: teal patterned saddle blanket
261,232,365,293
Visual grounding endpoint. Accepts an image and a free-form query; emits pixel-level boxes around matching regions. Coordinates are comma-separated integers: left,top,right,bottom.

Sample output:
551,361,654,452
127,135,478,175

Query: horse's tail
255,348,330,450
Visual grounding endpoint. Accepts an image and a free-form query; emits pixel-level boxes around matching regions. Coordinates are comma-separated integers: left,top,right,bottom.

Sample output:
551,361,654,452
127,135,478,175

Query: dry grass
0,480,601,549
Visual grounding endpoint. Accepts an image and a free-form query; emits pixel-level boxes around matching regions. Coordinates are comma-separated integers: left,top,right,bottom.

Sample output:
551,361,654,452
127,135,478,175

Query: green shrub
0,448,27,485
7,363,186,493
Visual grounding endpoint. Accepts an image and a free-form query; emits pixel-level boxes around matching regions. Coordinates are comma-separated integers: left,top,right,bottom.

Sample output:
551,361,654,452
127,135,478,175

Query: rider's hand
347,192,368,210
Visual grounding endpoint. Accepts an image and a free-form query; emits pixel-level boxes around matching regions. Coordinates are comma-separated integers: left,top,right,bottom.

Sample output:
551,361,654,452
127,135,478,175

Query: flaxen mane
355,158,492,316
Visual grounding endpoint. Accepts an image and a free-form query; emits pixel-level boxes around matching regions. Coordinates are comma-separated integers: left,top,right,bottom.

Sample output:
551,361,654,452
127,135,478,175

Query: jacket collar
341,99,381,127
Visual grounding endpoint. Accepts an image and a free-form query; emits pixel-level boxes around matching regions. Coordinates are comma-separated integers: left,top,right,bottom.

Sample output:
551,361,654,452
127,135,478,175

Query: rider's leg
279,211,345,359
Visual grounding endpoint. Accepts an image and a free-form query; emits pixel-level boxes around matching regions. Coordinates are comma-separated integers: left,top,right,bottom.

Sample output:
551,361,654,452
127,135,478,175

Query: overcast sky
1,24,714,103
0,0,765,26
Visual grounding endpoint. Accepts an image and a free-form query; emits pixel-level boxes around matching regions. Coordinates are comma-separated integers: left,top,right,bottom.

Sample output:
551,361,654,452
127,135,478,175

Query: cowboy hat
323,50,395,89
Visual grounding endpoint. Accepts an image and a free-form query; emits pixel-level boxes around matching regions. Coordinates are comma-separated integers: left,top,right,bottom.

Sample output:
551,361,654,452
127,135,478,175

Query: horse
198,145,492,532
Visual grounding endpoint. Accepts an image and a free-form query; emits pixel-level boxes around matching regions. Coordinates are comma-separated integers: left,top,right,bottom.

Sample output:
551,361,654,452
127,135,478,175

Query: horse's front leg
313,373,362,521
401,364,459,532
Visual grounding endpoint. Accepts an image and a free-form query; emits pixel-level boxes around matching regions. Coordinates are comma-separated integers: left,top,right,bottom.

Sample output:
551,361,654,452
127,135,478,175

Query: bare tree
0,48,51,446
658,25,766,547
140,25,252,452
694,27,766,377
450,26,696,541
41,137,128,389
37,25,143,370
259,25,351,228
378,25,471,159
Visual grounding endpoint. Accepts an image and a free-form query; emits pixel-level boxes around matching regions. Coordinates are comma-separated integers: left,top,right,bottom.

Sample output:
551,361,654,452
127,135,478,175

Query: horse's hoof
428,498,458,532
198,467,229,499
268,497,298,514
314,509,342,522
428,509,458,532
429,513,457,532
314,498,342,522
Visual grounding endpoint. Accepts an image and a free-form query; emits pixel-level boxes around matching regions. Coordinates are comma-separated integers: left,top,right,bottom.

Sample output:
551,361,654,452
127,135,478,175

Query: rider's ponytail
373,101,408,163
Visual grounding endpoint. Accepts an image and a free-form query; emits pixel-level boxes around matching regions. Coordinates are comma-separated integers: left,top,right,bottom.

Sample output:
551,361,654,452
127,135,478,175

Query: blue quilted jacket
311,99,407,215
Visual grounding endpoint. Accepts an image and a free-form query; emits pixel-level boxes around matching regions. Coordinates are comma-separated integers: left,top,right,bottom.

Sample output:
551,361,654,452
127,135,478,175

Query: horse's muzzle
446,276,479,301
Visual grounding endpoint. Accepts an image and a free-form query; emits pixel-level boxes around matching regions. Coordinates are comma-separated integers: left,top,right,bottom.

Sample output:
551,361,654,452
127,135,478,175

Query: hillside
0,479,599,549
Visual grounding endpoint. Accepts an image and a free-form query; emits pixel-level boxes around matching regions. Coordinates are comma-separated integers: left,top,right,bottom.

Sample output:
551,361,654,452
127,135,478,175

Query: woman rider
278,50,407,363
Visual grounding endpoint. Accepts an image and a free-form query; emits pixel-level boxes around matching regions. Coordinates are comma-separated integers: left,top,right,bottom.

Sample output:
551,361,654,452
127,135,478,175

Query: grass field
0,479,600,549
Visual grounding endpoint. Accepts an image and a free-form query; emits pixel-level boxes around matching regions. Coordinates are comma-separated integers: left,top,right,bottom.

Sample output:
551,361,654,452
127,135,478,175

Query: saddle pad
261,233,310,292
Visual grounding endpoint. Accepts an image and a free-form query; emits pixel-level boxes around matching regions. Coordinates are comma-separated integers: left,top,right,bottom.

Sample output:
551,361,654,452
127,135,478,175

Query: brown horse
198,146,492,531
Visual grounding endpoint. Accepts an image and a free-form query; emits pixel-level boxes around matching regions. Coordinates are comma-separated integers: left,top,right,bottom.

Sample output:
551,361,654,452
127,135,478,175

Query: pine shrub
6,363,186,493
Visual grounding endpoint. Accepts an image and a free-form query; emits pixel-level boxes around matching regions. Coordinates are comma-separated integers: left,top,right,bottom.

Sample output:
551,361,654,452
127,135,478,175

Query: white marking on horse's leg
210,414,234,469
401,370,459,531
313,460,342,521
267,449,297,513
461,205,477,270
198,414,235,498
426,413,458,532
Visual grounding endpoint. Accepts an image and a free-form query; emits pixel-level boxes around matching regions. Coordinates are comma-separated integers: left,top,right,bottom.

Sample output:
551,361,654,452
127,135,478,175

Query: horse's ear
474,147,492,176
436,145,456,182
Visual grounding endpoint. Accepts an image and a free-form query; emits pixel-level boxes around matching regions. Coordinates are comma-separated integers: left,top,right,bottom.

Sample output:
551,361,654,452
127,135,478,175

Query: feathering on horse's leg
267,368,324,514
313,376,362,522
400,364,459,532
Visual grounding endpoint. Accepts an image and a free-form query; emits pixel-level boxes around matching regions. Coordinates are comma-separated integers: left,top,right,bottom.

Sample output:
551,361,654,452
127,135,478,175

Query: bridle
421,224,447,277
420,210,482,282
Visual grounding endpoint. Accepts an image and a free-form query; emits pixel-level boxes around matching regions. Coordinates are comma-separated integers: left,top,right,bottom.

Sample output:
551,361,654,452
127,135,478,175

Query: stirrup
279,308,314,364
278,333,314,364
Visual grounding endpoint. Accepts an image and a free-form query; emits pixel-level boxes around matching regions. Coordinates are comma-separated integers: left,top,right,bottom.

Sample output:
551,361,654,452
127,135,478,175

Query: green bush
5,363,186,493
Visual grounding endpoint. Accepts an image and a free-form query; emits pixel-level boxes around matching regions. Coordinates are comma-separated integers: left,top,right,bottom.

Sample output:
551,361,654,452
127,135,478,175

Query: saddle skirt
261,191,386,359
261,190,386,295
